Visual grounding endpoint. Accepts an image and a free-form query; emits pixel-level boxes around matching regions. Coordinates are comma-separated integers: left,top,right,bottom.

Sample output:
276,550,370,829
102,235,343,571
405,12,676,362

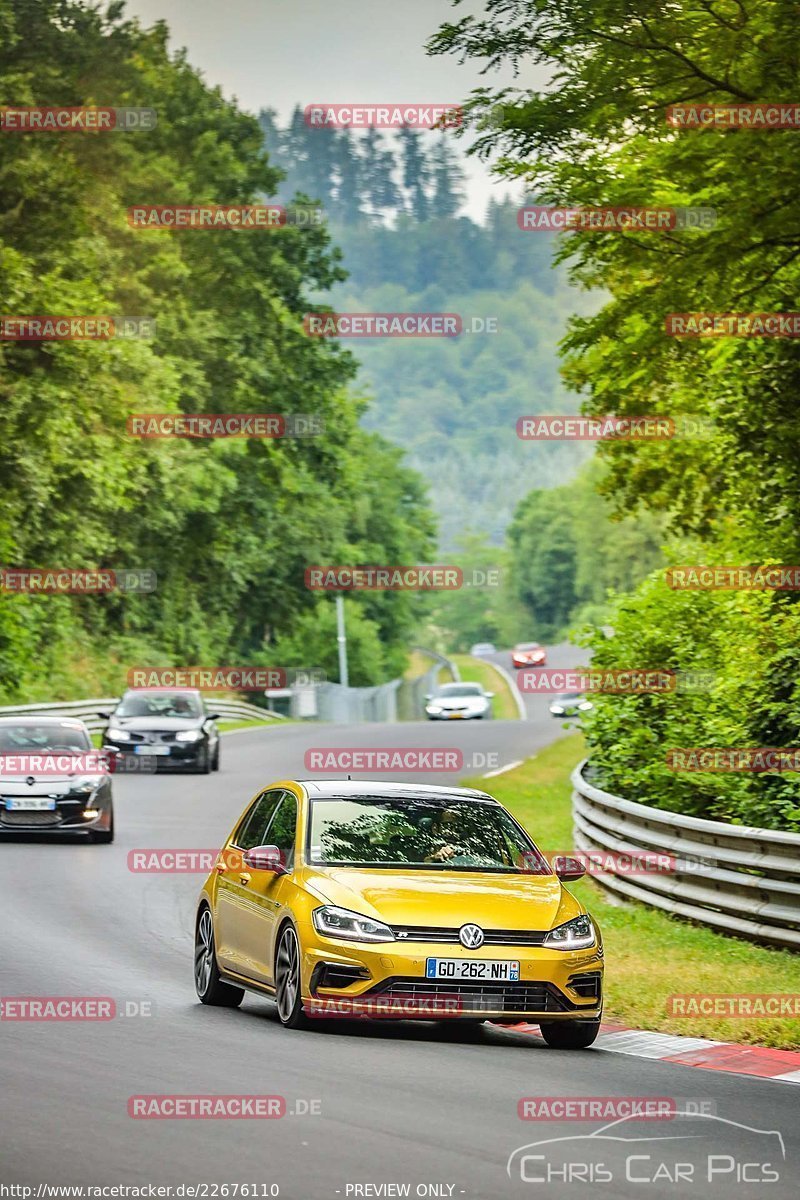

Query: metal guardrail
313,648,460,723
571,759,800,950
0,697,285,732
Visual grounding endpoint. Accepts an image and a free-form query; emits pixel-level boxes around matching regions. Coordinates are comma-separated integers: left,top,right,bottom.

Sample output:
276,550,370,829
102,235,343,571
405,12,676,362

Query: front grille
1,809,63,827
391,925,548,946
365,977,572,1014
118,731,176,744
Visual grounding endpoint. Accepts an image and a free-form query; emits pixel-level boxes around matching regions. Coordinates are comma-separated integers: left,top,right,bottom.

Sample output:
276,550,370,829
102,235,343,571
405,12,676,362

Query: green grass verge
465,734,800,1049
451,653,519,720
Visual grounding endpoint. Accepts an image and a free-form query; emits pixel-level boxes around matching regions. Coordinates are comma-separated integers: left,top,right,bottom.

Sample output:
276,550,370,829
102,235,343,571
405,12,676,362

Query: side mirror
206,713,221,721
424,694,432,702
243,844,287,875
484,691,495,699
552,854,586,882
97,712,112,720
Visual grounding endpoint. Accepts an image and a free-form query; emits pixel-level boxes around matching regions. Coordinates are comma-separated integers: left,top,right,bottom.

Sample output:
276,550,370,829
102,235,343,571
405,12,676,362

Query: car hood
109,716,203,731
302,866,568,929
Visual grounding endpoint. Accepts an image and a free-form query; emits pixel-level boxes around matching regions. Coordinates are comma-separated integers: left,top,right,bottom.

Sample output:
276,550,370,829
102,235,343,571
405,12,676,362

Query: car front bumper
0,800,112,835
425,710,486,720
300,935,603,1021
105,742,207,770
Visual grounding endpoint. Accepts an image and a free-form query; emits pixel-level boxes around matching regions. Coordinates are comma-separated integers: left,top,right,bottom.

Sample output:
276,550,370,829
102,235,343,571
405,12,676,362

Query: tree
430,135,465,218
398,126,431,220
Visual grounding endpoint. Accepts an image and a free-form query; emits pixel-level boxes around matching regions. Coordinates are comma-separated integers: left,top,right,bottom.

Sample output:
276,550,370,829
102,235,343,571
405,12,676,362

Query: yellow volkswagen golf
195,780,604,1046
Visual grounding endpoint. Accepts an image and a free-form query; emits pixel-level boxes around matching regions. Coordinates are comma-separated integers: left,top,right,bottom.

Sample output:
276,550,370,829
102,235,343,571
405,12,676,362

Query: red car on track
511,642,547,668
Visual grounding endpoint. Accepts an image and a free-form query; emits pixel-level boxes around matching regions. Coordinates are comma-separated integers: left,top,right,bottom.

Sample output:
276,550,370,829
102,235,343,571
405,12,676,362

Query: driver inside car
424,808,462,862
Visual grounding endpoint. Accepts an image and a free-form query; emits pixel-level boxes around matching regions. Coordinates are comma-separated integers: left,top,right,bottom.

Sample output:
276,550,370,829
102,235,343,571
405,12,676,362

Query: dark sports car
102,688,221,773
0,716,114,842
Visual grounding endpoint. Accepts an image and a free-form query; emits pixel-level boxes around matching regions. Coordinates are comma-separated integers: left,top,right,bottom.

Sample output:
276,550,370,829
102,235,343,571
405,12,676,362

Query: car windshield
436,684,482,698
517,643,541,651
556,693,582,702
115,692,202,718
0,722,91,752
308,796,548,872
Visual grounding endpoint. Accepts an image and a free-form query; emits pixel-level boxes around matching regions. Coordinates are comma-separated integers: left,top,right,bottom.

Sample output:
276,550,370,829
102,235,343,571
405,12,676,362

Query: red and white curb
508,1021,800,1084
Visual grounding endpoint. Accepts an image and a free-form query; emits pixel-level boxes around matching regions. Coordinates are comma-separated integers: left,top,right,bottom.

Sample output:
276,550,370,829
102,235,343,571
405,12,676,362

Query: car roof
0,715,89,727
298,779,497,802
120,688,203,697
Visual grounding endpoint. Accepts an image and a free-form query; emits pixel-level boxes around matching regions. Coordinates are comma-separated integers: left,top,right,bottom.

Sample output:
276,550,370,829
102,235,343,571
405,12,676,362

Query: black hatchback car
102,689,221,773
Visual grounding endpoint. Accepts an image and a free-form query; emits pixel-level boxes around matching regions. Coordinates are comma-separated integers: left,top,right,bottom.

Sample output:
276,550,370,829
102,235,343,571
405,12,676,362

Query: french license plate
134,745,170,755
426,958,520,981
4,797,57,811
447,712,465,719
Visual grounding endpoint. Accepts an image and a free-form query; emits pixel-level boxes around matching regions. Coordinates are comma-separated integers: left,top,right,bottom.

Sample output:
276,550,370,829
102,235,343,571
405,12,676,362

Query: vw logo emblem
459,923,484,949
26,776,35,787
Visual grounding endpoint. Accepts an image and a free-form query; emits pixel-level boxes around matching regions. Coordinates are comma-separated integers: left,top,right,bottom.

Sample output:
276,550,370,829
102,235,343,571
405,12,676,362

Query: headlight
425,705,443,714
550,705,564,714
312,905,395,943
107,727,131,741
544,914,595,950
69,783,96,797
175,729,203,742
578,701,593,711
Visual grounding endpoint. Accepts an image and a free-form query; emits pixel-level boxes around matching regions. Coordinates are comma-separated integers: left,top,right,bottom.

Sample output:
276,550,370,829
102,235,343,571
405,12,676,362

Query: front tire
194,908,244,1007
539,1018,600,1049
196,744,212,774
274,924,310,1029
212,742,220,771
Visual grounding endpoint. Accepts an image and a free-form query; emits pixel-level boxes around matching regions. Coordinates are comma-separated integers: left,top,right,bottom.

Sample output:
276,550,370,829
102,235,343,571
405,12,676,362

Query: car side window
235,790,286,851
264,793,298,869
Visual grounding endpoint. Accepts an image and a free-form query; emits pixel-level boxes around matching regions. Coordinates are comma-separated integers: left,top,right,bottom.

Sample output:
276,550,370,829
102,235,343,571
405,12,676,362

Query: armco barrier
315,648,460,723
0,696,284,733
571,759,800,949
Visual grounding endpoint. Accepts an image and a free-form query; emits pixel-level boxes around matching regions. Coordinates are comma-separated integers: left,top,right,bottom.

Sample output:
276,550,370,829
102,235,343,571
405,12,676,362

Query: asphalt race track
1,698,797,1197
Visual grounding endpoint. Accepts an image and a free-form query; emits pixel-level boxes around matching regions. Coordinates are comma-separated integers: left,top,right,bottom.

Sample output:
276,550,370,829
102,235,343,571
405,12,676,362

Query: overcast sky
121,0,537,219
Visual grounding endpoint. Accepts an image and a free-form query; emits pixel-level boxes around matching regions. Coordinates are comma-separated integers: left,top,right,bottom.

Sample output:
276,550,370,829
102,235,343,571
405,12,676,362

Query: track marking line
483,760,523,778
